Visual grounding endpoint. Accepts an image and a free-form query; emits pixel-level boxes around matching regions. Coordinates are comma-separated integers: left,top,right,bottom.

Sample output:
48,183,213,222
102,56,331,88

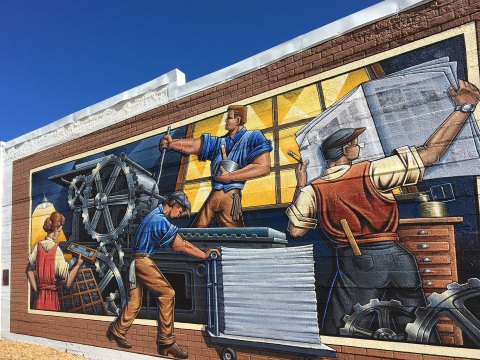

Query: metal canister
418,201,448,218
215,160,239,175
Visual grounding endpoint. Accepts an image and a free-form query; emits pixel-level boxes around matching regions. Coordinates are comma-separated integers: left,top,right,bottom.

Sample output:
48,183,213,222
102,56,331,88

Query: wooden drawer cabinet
398,217,463,345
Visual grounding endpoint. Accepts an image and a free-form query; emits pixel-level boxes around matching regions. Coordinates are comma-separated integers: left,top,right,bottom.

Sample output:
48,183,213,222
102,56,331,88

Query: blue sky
0,0,383,142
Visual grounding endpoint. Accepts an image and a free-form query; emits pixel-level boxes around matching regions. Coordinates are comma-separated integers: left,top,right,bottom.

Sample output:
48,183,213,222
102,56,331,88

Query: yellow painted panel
184,181,212,213
322,68,370,108
185,155,210,181
247,98,273,129
31,202,68,257
192,114,226,139
242,172,276,207
278,124,304,166
280,169,297,204
277,84,322,125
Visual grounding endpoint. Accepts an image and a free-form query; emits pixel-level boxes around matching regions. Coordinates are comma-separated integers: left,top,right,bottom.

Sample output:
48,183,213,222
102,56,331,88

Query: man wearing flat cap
107,191,219,358
287,80,480,337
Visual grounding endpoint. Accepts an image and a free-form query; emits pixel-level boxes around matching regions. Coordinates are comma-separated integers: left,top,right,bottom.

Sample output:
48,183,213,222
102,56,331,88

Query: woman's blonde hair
43,212,65,233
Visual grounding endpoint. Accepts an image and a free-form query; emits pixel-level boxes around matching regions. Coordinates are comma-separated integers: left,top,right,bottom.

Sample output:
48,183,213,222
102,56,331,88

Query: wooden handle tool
340,219,362,256
221,144,227,160
287,150,302,163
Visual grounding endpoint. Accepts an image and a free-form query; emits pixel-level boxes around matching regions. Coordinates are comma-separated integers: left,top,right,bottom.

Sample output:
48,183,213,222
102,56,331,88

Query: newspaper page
297,86,384,183
363,69,480,179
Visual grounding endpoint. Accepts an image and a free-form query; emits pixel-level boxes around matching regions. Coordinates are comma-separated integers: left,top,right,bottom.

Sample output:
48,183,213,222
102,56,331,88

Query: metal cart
205,252,336,360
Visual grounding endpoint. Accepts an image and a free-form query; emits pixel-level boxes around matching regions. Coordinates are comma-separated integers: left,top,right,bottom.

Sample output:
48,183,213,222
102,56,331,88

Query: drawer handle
418,244,430,249
421,269,433,274
417,230,429,235
420,258,432,263
423,281,434,286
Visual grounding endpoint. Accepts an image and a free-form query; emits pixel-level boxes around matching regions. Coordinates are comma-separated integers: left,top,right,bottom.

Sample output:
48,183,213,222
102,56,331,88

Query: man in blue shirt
160,105,273,227
107,192,219,359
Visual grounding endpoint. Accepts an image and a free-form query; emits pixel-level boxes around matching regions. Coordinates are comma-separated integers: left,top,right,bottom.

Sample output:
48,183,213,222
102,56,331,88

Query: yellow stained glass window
185,155,211,181
278,124,304,166
184,181,212,213
242,171,276,207
247,99,273,130
280,169,297,204
277,84,322,126
321,68,370,108
192,114,226,139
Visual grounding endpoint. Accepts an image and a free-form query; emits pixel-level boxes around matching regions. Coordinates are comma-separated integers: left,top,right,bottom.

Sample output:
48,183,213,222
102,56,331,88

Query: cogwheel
82,155,137,243
406,278,480,344
68,175,89,211
340,298,414,341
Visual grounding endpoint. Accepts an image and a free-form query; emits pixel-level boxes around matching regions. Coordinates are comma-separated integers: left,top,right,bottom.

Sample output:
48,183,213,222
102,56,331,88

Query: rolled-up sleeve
55,247,70,280
245,130,273,163
370,146,425,191
286,186,317,237
198,134,221,162
157,220,178,249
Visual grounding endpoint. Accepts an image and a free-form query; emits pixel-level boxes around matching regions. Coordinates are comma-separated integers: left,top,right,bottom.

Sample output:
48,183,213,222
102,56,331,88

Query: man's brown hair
227,105,248,125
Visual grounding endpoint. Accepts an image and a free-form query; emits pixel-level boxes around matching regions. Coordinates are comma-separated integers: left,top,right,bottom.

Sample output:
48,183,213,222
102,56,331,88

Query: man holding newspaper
287,79,480,337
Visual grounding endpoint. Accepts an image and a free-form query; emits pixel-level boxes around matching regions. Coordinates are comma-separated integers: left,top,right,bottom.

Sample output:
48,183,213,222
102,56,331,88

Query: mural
27,33,480,358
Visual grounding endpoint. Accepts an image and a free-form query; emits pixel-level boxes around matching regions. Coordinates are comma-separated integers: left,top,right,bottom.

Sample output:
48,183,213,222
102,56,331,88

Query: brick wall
9,0,480,359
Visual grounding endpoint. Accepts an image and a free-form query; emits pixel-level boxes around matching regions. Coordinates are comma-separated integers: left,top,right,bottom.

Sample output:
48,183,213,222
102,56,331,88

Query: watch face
461,104,475,112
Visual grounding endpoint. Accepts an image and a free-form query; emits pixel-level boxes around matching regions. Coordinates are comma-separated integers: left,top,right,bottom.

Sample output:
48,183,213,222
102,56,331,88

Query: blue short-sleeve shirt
132,205,178,255
198,127,273,191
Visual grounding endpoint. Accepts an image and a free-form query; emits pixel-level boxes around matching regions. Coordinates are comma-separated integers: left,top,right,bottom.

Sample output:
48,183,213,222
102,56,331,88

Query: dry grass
0,339,84,360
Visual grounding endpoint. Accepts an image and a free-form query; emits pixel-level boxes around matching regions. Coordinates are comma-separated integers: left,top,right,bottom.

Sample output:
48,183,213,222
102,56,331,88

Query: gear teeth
468,278,480,288
369,299,380,306
339,328,349,336
353,303,364,312
426,292,442,307
389,299,402,307
446,282,460,290
343,314,352,323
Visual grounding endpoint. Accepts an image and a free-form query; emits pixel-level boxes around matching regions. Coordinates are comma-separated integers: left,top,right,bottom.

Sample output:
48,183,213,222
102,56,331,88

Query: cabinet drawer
417,266,452,277
403,241,450,252
420,279,453,289
398,228,450,237
416,255,451,265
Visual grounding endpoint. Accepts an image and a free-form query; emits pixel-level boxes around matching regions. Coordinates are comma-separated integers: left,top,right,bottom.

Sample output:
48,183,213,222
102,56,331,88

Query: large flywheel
82,155,137,243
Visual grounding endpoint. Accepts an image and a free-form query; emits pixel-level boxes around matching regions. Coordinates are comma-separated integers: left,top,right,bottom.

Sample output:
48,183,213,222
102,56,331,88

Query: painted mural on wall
27,32,480,358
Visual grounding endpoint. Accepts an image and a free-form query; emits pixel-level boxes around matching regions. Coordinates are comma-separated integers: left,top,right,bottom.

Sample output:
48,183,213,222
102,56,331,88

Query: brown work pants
192,188,244,228
112,257,176,346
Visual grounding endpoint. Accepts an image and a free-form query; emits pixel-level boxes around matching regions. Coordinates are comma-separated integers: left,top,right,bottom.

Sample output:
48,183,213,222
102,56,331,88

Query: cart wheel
220,347,236,360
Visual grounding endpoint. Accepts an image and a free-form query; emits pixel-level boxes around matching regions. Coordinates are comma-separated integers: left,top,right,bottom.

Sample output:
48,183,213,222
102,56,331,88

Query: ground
0,339,83,359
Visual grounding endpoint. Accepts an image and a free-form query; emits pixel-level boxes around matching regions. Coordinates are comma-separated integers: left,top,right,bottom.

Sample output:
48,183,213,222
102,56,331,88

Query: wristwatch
455,103,476,113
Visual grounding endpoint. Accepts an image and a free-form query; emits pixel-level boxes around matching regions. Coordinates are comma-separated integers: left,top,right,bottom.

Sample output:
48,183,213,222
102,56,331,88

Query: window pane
184,181,212,213
321,68,370,108
277,84,322,126
242,171,276,207
280,169,297,204
278,124,304,166
247,98,273,129
185,155,211,181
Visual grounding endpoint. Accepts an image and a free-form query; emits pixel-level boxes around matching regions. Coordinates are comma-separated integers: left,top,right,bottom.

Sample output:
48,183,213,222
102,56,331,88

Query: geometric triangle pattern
277,84,322,125
247,98,273,129
321,68,370,108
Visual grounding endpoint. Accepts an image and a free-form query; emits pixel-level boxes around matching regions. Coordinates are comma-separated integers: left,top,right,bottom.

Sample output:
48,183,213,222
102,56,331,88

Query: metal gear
340,299,415,341
82,155,137,243
68,175,89,211
406,278,480,344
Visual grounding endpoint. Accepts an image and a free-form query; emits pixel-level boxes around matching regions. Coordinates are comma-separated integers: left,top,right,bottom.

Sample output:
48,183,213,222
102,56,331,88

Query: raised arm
160,135,202,155
416,80,480,167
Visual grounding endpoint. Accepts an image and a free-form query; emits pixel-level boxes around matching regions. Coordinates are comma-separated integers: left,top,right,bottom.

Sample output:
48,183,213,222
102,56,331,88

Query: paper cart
205,250,336,360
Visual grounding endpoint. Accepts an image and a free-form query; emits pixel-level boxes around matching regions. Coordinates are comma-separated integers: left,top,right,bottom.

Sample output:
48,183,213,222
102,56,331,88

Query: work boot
157,343,188,359
106,324,132,349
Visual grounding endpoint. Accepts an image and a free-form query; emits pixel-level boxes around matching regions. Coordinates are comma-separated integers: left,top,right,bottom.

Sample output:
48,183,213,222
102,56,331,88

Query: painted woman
26,211,84,311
